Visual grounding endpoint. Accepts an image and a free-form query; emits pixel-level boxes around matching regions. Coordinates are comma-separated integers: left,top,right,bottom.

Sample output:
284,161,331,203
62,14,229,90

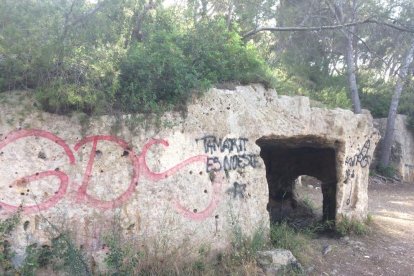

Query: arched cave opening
256,136,341,228
294,175,324,226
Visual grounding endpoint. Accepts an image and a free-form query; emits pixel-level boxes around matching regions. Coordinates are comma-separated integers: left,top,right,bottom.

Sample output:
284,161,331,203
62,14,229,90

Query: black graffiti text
344,139,371,205
196,135,248,154
345,139,371,168
206,154,259,173
226,182,248,199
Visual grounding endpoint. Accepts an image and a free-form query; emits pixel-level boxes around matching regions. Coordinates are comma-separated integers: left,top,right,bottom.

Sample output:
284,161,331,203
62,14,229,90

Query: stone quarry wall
374,115,414,183
0,85,379,262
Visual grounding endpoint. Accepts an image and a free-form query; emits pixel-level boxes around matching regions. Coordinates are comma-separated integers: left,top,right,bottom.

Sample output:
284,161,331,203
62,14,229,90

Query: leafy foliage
229,222,267,263
117,15,275,113
46,233,91,275
0,0,127,114
0,212,20,272
398,83,414,129
1,0,413,119
15,232,91,275
104,224,142,275
36,80,102,114
117,16,197,113
0,1,275,115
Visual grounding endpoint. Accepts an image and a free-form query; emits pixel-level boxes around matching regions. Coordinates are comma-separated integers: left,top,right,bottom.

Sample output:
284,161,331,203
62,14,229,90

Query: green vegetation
399,92,414,130
0,216,90,275
229,222,267,263
1,0,413,134
376,164,397,178
0,211,269,275
0,210,374,274
0,212,20,272
0,1,275,116
118,17,274,114
270,222,314,264
336,215,372,236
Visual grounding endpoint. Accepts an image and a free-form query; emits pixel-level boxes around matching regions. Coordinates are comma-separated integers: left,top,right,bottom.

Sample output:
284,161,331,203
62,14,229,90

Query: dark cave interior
257,136,341,226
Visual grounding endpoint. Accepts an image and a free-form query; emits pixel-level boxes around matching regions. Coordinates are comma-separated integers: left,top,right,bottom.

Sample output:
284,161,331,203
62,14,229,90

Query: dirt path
301,178,414,276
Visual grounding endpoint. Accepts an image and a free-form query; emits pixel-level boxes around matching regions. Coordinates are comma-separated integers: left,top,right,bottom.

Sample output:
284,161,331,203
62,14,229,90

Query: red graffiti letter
140,139,221,220
74,136,139,209
139,139,207,180
0,129,74,213
172,171,223,221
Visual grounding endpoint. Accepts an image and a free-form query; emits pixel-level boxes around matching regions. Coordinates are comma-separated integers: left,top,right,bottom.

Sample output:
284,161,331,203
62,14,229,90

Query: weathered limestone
0,85,379,263
256,249,302,275
374,115,414,183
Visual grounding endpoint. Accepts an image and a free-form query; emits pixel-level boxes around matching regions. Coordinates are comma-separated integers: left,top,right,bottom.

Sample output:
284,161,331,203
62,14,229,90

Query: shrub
118,29,198,113
270,221,319,266
181,19,275,88
117,15,275,113
36,81,98,114
407,115,414,131
104,227,142,275
313,86,352,109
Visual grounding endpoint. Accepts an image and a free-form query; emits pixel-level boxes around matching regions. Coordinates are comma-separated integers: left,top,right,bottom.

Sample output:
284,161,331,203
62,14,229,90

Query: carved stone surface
0,85,379,263
374,115,414,183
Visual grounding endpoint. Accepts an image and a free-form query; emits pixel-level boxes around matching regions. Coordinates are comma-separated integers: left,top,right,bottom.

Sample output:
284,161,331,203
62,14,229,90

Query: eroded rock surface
0,85,379,262
374,115,414,182
257,249,302,275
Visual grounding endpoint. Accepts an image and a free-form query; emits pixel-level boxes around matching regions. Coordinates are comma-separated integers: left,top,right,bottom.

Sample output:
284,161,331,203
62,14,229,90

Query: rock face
256,249,302,274
374,115,414,182
0,85,378,262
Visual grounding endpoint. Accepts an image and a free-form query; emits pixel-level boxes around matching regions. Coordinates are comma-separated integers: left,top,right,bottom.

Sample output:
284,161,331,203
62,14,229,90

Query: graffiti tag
344,139,371,205
196,135,259,173
0,129,221,221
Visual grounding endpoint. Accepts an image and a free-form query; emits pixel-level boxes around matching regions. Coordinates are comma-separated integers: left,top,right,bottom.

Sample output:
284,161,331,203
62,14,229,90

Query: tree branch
68,0,107,28
243,19,414,39
349,30,389,68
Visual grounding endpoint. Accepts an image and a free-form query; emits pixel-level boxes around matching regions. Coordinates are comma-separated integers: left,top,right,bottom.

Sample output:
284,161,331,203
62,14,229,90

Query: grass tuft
336,215,372,236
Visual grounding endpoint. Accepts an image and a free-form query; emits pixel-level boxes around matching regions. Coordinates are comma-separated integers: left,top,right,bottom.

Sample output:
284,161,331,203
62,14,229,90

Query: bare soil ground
298,177,414,276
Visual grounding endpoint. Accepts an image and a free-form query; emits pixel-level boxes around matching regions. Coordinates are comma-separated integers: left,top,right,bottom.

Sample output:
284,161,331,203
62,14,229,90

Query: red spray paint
0,129,222,220
0,129,74,213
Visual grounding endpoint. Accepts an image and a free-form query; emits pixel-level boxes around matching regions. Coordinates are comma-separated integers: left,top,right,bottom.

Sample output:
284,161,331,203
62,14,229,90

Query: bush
181,19,275,87
358,72,394,118
407,115,414,131
230,223,267,263
35,80,109,114
117,15,275,113
118,29,198,113
313,86,352,109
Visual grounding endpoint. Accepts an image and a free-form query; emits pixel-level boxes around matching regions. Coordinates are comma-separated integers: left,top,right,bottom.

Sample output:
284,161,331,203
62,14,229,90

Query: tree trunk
226,1,234,30
345,28,362,113
130,0,157,44
379,38,414,167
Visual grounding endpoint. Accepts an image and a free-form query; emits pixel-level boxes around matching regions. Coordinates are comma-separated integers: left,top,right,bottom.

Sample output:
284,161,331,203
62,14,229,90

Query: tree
242,0,414,114
379,38,414,167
